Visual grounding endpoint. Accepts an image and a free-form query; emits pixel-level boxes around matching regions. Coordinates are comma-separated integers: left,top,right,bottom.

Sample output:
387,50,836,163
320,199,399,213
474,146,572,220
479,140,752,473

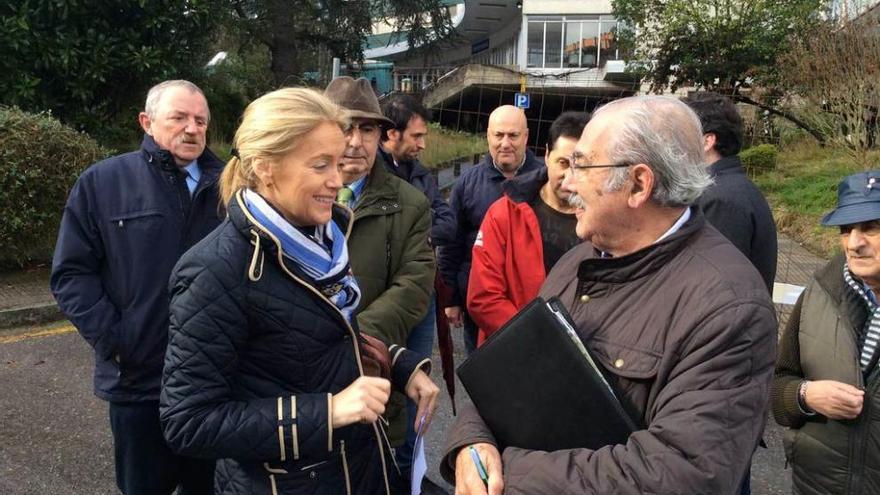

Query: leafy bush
0,1,218,137
741,144,778,175
0,107,111,267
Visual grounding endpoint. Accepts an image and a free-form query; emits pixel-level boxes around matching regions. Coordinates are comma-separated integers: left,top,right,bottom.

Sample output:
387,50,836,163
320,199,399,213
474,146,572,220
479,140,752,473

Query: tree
612,0,826,141
0,1,220,137
778,21,880,169
230,0,457,86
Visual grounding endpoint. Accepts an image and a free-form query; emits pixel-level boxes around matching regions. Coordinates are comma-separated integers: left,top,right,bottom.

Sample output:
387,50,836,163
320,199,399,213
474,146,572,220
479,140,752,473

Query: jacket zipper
237,192,394,493
850,373,878,494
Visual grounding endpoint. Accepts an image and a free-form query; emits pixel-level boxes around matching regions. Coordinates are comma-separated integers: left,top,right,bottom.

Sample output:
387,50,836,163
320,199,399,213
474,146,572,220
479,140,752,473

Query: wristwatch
797,380,816,416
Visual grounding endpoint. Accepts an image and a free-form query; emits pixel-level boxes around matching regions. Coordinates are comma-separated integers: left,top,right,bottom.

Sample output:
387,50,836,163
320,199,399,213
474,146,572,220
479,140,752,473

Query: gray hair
143,80,209,122
594,95,711,207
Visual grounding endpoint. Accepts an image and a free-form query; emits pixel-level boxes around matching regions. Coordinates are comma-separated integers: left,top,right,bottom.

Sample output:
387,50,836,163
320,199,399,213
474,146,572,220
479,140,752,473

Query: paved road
0,321,791,494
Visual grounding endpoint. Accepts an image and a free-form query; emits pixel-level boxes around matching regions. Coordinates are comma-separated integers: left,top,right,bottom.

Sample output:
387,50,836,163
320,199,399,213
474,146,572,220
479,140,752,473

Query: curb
0,302,65,329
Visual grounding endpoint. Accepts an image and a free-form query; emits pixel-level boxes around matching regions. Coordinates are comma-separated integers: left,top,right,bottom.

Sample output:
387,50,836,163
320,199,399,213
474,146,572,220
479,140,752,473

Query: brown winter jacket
441,209,777,494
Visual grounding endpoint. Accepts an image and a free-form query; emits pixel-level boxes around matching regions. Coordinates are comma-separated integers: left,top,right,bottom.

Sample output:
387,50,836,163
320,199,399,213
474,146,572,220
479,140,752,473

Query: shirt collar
654,207,692,244
183,160,201,181
347,174,368,200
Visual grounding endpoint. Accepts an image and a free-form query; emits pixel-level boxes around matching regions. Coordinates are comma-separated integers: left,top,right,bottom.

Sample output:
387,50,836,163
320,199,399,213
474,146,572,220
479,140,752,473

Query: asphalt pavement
0,320,794,495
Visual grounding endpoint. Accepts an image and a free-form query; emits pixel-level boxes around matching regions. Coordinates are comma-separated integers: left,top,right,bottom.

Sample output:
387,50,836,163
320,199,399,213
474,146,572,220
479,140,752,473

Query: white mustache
568,193,586,209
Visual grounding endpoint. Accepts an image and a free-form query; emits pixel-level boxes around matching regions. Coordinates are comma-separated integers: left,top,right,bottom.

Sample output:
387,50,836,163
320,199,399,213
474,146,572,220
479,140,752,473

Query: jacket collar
815,253,870,332
706,155,745,177
577,206,707,284
502,167,548,204
482,149,543,181
378,147,430,182
140,134,224,183
359,152,398,205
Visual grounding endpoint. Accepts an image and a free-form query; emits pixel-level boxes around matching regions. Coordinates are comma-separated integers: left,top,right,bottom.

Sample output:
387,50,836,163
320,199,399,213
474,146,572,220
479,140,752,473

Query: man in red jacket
467,112,589,344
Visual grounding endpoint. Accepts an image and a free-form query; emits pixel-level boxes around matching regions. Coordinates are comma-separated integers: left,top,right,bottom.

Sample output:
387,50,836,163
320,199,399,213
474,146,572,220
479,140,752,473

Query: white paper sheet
411,416,428,495
772,282,805,305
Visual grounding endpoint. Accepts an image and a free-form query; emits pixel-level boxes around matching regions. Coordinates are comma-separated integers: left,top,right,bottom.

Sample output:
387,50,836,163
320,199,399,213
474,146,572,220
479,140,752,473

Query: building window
545,22,563,67
527,22,544,67
527,15,619,69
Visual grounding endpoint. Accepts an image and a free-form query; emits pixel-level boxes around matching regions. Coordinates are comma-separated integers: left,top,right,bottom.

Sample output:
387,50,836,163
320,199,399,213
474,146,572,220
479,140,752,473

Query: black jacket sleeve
423,174,455,247
700,195,754,259
50,175,121,360
160,256,334,461
437,181,467,305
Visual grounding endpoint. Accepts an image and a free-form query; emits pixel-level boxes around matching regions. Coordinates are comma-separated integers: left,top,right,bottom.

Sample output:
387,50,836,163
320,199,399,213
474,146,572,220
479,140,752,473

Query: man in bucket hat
772,171,880,494
324,77,439,477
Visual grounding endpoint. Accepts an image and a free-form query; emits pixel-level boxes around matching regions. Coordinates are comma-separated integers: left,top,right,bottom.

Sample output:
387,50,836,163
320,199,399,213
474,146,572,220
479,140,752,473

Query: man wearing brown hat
324,77,438,467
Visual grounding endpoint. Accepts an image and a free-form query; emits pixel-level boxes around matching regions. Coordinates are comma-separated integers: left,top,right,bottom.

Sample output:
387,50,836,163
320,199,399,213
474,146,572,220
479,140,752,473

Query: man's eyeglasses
569,153,631,180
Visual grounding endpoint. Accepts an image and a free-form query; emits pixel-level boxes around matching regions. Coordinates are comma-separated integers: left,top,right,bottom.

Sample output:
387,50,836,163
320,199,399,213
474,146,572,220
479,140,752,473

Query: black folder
457,297,637,452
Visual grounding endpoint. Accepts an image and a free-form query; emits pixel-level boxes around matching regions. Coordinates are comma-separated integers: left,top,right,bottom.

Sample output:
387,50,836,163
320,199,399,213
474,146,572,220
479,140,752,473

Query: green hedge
0,107,111,267
740,143,778,174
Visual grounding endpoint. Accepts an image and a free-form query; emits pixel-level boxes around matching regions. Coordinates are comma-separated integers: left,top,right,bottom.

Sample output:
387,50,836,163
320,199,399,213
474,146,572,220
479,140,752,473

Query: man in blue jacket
51,80,224,495
437,105,544,353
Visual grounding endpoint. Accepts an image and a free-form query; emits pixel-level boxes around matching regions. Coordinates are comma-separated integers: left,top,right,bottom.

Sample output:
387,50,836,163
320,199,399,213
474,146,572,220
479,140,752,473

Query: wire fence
384,64,789,156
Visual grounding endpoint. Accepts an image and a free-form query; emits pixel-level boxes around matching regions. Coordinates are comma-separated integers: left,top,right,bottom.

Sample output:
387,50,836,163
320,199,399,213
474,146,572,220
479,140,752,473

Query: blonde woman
159,88,438,494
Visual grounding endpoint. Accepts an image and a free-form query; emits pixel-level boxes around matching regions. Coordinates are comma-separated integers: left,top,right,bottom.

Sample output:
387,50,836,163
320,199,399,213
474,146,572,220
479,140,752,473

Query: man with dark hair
379,93,453,475
684,91,777,293
380,94,454,244
437,105,544,353
467,111,588,344
51,80,222,495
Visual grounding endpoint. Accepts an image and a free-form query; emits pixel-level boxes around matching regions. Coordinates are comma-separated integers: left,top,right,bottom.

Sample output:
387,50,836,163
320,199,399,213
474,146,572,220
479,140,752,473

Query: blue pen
468,446,489,487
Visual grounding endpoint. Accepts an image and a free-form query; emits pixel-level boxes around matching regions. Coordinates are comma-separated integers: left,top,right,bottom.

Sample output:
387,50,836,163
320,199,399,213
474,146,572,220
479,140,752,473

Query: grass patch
421,124,486,168
755,142,873,257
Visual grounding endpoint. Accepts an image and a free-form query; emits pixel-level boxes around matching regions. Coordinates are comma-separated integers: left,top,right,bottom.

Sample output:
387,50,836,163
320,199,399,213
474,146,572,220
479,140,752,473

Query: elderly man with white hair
442,95,777,494
52,80,222,495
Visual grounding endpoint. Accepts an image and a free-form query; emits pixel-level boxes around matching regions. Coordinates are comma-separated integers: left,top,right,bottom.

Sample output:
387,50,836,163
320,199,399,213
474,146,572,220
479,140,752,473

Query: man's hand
803,380,864,420
446,306,464,327
454,442,503,495
405,370,440,433
331,376,391,428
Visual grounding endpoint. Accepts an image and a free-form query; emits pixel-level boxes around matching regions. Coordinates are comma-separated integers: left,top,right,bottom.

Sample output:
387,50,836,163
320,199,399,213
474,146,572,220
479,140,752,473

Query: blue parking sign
515,92,530,109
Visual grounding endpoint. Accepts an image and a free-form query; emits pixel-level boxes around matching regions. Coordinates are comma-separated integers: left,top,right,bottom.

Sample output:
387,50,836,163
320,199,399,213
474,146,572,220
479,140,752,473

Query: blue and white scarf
843,263,880,373
243,189,361,323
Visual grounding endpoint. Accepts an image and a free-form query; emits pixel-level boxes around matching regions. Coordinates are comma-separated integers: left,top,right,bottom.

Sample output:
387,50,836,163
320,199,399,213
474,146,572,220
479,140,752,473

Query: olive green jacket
772,254,880,495
348,156,435,445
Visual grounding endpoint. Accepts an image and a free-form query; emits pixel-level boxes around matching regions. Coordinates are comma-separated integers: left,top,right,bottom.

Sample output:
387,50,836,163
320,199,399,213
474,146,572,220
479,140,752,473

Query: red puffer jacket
467,169,547,345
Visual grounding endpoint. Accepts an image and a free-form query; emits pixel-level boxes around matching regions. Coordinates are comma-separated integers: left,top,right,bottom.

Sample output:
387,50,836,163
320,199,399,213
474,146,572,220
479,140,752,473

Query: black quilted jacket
160,190,427,494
